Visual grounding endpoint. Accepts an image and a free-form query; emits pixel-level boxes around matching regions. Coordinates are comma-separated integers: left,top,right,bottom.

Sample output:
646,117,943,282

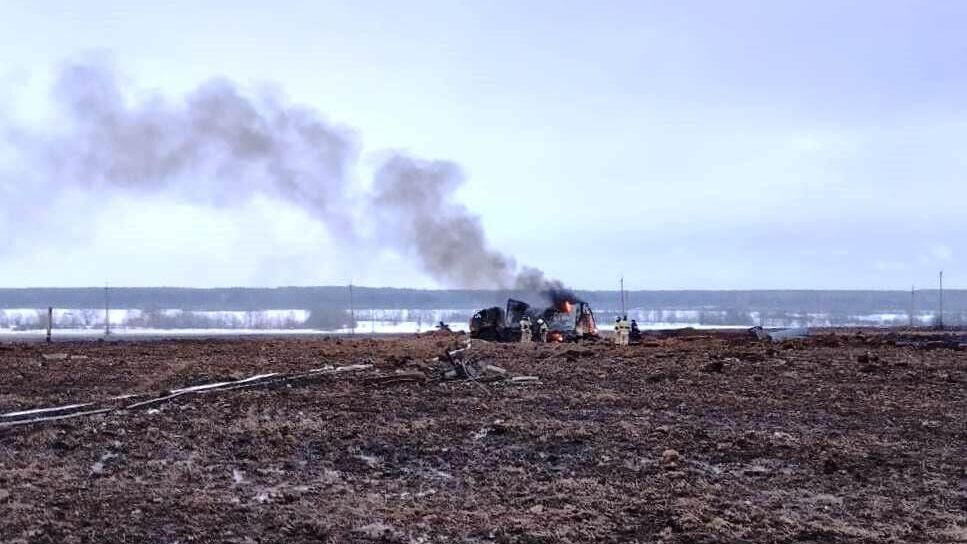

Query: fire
561,300,573,314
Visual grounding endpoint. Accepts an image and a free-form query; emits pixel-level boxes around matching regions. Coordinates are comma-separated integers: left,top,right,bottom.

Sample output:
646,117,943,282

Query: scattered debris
661,448,681,469
856,351,879,364
743,464,772,477
702,360,725,373
0,363,377,428
749,326,809,342
355,454,381,468
1,403,94,419
91,452,119,475
436,340,538,386
481,364,507,377
894,338,966,351
365,372,426,387
822,456,839,474
353,522,405,541
41,353,70,361
857,351,885,373
439,340,477,379
0,407,115,428
562,348,593,362
170,373,279,394
333,364,374,373
253,490,273,504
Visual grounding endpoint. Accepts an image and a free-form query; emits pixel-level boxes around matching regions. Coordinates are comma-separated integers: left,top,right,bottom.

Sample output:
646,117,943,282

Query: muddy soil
0,331,964,543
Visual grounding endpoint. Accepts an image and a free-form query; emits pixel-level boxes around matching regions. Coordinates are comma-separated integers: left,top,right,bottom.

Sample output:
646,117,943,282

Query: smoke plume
516,267,584,307
371,156,519,288
1,58,568,291
22,60,357,234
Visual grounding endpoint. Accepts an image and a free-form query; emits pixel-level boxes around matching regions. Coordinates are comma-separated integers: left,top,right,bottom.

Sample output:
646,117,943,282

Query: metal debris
749,326,809,342
41,353,70,361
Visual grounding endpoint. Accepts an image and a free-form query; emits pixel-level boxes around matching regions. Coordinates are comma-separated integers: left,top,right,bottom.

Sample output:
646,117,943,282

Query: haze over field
0,1,964,290
1,287,963,332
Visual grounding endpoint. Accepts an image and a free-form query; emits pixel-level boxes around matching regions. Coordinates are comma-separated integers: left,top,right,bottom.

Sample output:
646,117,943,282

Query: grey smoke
371,156,518,288
37,61,357,235
1,59,564,290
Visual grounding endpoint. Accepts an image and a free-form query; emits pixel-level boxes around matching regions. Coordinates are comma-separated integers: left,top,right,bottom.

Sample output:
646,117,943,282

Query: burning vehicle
469,295,598,342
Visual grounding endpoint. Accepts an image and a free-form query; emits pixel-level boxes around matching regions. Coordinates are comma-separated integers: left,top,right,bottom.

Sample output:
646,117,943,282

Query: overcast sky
0,0,964,290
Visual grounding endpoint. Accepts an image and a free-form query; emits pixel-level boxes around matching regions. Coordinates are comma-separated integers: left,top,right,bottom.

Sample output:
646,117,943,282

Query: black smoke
514,266,583,308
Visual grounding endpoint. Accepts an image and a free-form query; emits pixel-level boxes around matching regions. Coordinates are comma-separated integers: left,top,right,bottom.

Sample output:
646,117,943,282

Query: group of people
517,313,640,345
519,315,549,343
613,316,640,345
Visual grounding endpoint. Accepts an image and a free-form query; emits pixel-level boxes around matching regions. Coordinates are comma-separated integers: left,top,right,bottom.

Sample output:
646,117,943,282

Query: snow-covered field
0,328,328,339
0,308,311,329
0,309,471,338
0,307,947,339
0,320,736,340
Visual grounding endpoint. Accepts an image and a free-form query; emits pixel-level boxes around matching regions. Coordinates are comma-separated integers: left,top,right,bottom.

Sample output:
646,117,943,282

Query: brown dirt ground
0,331,964,543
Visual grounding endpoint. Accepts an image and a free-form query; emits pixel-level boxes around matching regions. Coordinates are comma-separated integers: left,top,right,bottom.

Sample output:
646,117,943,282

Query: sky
0,0,964,290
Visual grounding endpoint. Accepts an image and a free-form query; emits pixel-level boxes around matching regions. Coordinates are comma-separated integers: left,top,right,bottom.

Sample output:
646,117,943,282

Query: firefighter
614,315,630,346
576,305,592,336
537,318,549,343
519,315,532,343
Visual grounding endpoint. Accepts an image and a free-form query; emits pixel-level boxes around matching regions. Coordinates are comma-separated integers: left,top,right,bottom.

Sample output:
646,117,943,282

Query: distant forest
0,287,961,315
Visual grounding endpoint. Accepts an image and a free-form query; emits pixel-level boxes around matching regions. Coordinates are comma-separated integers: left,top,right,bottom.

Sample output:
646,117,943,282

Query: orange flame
561,301,573,314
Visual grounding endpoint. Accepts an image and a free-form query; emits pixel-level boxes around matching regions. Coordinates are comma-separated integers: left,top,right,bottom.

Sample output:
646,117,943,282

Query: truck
469,298,598,342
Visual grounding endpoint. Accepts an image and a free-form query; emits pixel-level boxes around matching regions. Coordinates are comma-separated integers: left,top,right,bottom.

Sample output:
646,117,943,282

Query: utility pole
938,271,944,330
348,282,355,336
46,307,53,343
620,276,626,317
909,285,915,328
104,283,111,337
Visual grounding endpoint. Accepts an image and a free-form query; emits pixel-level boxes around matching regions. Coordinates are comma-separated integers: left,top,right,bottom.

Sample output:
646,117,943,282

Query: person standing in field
614,316,630,345
520,315,532,343
537,318,549,342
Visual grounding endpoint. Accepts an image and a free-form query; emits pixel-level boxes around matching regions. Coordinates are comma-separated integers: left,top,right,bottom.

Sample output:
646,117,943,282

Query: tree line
0,287,962,315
